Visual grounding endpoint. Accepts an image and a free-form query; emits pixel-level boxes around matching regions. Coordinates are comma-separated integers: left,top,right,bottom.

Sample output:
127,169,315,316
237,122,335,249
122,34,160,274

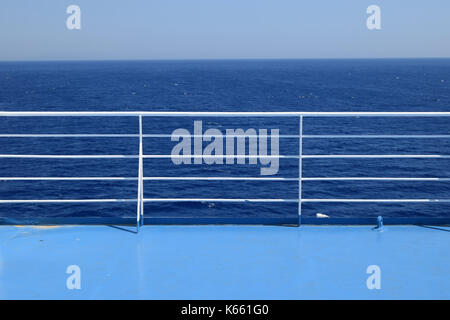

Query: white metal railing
1,111,450,231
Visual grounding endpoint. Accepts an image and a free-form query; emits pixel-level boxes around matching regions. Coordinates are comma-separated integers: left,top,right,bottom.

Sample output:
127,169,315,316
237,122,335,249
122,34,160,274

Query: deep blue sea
0,59,449,220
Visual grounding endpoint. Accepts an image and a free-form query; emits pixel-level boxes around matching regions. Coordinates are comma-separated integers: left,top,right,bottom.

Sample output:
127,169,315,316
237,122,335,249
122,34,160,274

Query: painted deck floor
0,224,449,299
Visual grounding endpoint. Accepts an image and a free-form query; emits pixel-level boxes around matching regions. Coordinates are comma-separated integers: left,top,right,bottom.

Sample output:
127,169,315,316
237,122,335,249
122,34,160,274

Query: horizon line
1,57,450,63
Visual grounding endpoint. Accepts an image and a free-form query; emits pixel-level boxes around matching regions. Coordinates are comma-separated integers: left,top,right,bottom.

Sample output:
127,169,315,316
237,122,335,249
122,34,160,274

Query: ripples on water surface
0,59,449,219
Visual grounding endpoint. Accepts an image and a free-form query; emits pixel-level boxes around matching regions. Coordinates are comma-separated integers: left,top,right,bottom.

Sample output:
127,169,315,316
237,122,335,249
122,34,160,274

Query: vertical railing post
136,115,144,232
298,115,303,226
139,115,144,226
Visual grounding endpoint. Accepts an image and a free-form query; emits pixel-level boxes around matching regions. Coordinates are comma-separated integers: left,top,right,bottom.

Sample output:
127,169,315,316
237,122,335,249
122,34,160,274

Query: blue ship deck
0,224,449,299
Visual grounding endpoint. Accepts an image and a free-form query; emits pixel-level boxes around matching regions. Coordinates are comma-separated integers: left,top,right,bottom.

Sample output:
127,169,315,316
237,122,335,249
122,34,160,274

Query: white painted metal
0,134,448,139
1,111,450,117
0,199,135,203
142,155,297,158
303,135,450,139
136,115,143,229
0,198,449,204
0,134,138,138
0,111,449,223
138,116,144,224
0,154,138,158
302,177,450,181
298,115,303,222
302,154,450,158
143,177,298,181
142,198,298,202
301,199,450,203
1,177,448,181
0,177,137,180
1,154,449,159
142,134,300,138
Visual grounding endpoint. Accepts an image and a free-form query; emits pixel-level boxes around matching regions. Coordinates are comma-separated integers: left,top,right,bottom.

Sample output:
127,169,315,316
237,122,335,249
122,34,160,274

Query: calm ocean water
0,59,449,220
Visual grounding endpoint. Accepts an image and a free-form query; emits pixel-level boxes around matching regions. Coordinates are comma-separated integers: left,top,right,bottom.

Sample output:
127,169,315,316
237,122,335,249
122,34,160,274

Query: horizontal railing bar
143,198,298,202
302,177,450,181
0,134,449,139
145,134,450,139
143,155,298,159
0,177,449,181
0,134,139,138
0,176,292,181
143,177,450,181
147,154,450,159
142,198,450,203
0,199,136,203
147,134,450,139
0,154,295,159
0,198,295,203
303,135,450,139
301,199,450,203
0,134,299,138
1,111,450,117
143,134,300,138
0,198,449,204
156,134,450,139
0,177,137,180
142,177,298,181
1,154,450,159
0,154,138,158
144,198,450,203
303,155,450,158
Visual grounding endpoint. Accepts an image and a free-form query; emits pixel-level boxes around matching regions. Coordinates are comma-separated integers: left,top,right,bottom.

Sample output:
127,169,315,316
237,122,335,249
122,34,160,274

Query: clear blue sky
0,0,449,60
